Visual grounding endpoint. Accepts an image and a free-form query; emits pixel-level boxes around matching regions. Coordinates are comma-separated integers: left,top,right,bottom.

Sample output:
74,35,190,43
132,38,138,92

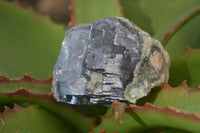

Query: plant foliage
0,0,200,132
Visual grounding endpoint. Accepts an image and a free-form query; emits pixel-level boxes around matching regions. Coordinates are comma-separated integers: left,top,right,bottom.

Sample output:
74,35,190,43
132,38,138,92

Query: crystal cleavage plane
52,17,170,104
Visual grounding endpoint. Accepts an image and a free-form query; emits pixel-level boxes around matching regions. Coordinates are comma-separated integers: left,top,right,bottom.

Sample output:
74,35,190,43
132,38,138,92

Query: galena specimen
52,17,170,104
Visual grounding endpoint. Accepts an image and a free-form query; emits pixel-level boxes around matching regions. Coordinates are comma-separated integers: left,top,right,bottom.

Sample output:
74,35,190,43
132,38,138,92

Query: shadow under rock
169,60,192,88
136,87,161,106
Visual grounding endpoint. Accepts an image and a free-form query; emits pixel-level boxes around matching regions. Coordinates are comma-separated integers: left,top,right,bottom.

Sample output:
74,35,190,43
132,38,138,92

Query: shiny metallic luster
52,17,170,104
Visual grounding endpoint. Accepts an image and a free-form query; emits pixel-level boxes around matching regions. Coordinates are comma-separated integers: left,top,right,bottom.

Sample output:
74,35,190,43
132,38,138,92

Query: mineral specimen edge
52,16,170,105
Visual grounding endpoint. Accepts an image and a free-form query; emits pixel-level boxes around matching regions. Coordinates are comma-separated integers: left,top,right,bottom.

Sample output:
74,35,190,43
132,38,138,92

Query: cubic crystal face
52,17,170,104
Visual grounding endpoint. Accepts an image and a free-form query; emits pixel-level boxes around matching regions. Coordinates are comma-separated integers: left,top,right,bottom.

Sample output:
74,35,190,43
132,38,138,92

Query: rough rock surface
52,17,170,104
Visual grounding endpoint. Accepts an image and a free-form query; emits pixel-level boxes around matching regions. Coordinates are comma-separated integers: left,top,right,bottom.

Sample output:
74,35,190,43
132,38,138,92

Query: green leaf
0,89,94,132
151,82,200,113
92,102,200,133
0,75,93,132
0,104,75,133
0,1,65,78
158,6,200,57
169,48,200,88
77,104,108,124
0,74,51,93
139,50,200,108
137,50,200,110
93,81,200,132
120,0,200,57
0,75,108,128
73,0,122,24
120,0,200,36
154,6,200,44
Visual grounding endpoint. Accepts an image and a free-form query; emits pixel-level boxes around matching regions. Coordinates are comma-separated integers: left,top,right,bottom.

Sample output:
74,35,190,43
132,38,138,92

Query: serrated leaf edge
0,74,52,84
129,102,200,122
161,5,200,45
0,104,21,125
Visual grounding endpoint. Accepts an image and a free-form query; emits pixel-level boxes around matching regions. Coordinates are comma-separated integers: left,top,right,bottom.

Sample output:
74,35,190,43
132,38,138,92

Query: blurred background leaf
74,0,122,24
93,102,200,133
121,0,200,57
0,104,76,133
162,13,200,57
1,0,200,132
120,0,200,36
0,0,65,78
169,49,200,87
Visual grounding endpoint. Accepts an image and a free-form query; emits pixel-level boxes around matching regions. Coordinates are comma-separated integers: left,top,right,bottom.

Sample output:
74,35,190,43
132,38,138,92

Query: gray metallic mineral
52,17,170,104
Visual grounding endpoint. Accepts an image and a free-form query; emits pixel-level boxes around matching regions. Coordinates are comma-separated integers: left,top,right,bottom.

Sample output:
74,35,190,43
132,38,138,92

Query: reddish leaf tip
129,104,136,108
166,106,181,113
144,102,154,107
193,113,200,119
0,74,52,84
198,85,200,89
22,73,35,80
178,80,200,91
0,75,9,82
185,46,193,51
0,88,57,103
19,87,24,90
0,104,21,116
184,46,200,52
48,93,53,96
113,100,126,125
162,81,200,94
129,103,200,123
162,81,190,90
16,88,29,94
118,120,123,125
180,80,189,88
163,82,171,88
99,129,106,133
